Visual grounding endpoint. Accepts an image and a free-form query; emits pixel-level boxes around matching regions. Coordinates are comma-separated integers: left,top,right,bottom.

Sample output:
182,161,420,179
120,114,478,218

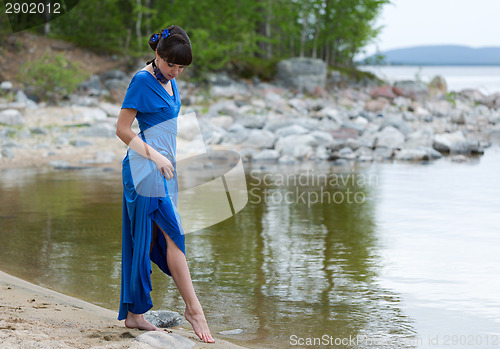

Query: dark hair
148,25,192,66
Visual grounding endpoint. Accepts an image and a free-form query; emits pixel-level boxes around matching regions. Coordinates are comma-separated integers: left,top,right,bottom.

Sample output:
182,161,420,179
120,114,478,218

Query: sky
362,0,500,57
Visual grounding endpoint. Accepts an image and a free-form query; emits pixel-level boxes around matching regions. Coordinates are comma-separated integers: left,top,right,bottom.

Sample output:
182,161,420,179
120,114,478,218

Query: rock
134,331,195,349
393,80,429,101
80,122,116,138
278,154,297,164
294,117,320,131
364,98,389,112
70,139,93,147
49,160,72,169
395,147,442,161
210,115,233,129
429,75,447,95
253,149,280,161
178,116,202,141
223,123,249,144
263,118,296,132
235,113,267,129
1,147,15,158
393,96,412,109
274,124,309,138
483,93,500,109
208,100,240,117
433,131,480,154
370,86,398,99
0,127,15,139
0,109,24,126
288,98,308,114
99,102,122,118
31,127,48,135
459,89,485,104
405,128,434,148
309,130,335,147
241,129,276,149
375,126,405,149
219,329,244,335
78,75,103,95
450,109,467,124
426,100,451,117
275,57,327,93
450,155,469,163
372,147,394,161
101,69,127,81
264,91,287,110
380,116,414,136
275,134,317,159
144,310,183,328
71,107,107,123
0,81,13,90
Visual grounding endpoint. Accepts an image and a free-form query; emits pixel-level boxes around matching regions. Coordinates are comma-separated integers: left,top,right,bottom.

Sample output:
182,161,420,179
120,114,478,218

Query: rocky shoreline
1,58,500,170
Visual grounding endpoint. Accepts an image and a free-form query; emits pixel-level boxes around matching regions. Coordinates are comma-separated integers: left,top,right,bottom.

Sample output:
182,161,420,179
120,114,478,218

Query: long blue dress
118,70,185,320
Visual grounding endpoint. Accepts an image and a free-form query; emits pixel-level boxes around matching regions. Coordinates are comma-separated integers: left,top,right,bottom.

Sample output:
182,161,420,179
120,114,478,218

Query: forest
1,0,388,75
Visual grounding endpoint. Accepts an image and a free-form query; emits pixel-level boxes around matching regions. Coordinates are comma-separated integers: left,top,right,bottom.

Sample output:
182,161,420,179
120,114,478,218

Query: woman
115,25,214,344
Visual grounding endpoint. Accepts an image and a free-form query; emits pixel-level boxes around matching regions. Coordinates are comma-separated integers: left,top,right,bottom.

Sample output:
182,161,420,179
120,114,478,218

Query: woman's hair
148,25,192,66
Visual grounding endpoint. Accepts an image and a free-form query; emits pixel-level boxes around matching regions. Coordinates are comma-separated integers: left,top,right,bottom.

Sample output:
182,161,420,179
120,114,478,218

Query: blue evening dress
118,70,185,320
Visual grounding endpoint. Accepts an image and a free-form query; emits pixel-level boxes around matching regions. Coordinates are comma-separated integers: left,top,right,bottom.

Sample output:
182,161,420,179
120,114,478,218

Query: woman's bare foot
184,308,215,343
124,312,165,332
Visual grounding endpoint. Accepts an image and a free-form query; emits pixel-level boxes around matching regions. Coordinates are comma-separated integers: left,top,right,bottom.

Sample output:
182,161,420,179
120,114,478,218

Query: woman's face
155,53,184,80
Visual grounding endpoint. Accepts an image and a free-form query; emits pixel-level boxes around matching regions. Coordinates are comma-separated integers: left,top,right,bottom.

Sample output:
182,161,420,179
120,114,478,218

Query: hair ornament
162,28,170,39
151,34,159,42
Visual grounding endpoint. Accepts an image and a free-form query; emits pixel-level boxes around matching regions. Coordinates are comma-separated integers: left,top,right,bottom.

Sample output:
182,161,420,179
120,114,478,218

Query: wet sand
0,270,246,349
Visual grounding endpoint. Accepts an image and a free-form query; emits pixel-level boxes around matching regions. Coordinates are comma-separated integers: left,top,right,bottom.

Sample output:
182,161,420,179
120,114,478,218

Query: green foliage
446,92,458,107
43,0,389,76
19,52,88,102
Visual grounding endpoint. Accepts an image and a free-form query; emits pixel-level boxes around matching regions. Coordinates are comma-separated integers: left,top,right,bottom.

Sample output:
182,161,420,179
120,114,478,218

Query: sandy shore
0,270,246,349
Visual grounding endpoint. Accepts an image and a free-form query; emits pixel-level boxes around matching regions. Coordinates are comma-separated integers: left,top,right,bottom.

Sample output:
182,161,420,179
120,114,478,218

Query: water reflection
0,164,417,348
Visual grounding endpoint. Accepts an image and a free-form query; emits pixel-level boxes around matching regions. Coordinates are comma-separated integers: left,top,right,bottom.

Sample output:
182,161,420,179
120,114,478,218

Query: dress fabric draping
118,70,185,320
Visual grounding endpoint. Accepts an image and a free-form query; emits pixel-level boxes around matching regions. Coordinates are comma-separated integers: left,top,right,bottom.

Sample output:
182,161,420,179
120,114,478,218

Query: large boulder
375,126,405,149
275,57,327,93
0,109,24,126
433,131,481,154
241,129,276,149
393,80,429,101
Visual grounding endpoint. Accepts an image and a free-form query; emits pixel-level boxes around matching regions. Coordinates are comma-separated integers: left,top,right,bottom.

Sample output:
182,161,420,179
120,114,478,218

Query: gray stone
433,131,477,154
484,93,500,109
372,147,394,161
71,139,93,147
1,147,15,158
405,128,434,148
380,117,414,136
223,123,249,144
0,127,15,139
0,81,13,90
294,117,320,130
33,143,50,149
49,160,71,169
99,102,121,118
104,78,129,91
426,100,452,117
275,133,317,159
278,154,297,164
101,69,127,81
210,115,234,129
236,113,267,129
288,98,308,114
134,331,195,349
275,57,327,93
309,130,335,147
263,118,297,132
80,122,116,138
395,147,442,161
219,329,244,335
0,109,24,126
375,126,405,149
30,127,48,135
253,149,280,161
394,80,429,101
144,310,183,328
72,107,107,123
274,124,309,138
78,75,103,94
241,129,276,149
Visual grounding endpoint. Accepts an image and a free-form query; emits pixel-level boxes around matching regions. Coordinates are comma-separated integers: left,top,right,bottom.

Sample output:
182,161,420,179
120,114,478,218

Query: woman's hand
154,154,174,180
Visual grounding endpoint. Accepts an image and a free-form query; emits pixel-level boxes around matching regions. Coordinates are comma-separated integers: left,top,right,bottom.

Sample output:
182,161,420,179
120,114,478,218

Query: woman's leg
124,225,166,332
157,224,215,343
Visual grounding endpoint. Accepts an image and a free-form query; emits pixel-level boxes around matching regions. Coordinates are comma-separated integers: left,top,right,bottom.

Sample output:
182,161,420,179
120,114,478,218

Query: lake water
359,65,500,95
1,148,500,348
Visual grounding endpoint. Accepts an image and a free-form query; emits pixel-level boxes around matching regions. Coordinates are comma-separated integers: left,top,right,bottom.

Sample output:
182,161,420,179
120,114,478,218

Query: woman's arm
116,108,174,179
